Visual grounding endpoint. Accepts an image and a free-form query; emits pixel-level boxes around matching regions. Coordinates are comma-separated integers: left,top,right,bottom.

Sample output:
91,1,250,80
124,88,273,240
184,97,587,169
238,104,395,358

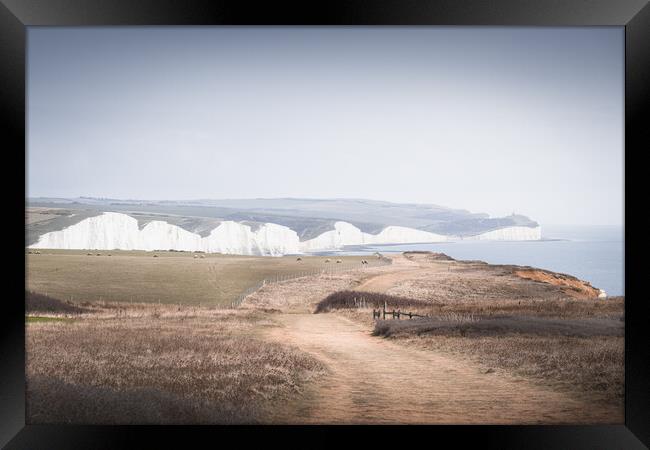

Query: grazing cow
153,254,158,258
96,253,101,256
296,257,302,262
336,260,342,264
87,253,93,256
200,255,205,259
325,259,331,263
193,255,198,258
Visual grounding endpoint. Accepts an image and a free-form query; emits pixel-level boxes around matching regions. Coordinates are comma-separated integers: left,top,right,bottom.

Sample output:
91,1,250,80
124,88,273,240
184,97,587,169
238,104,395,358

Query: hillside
26,198,541,254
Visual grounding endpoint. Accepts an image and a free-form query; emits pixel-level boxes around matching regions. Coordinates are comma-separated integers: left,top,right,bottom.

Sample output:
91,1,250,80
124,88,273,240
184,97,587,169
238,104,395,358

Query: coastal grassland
26,250,368,307
26,303,326,424
330,292,624,409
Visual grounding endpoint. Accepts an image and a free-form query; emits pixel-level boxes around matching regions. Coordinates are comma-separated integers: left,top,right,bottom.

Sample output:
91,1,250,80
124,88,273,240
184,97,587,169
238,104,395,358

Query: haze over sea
328,225,624,296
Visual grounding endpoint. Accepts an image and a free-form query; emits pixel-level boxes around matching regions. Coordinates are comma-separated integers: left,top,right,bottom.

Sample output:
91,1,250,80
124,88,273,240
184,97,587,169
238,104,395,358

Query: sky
27,27,624,226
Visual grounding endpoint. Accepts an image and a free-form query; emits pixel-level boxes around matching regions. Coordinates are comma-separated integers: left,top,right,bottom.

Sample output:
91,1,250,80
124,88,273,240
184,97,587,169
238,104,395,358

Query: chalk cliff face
463,226,542,241
298,222,449,252
299,222,368,252
202,221,300,256
31,213,301,256
140,220,204,251
29,212,541,255
32,212,142,251
367,226,448,245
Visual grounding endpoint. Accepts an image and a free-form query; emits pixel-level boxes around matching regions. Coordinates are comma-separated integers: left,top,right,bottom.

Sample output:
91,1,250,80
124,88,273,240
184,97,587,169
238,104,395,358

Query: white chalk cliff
30,212,541,255
30,212,299,256
463,226,542,241
298,222,448,252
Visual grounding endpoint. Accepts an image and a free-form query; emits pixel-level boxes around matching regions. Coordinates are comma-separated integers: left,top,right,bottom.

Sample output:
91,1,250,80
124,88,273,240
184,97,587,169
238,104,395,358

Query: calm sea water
318,225,625,296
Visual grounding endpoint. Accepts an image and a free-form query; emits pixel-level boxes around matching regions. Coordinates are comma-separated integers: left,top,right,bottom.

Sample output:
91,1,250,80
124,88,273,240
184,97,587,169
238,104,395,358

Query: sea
313,225,625,296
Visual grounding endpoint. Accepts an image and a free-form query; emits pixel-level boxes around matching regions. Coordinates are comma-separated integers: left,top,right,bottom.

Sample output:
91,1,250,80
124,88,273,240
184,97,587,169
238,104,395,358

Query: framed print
2,0,649,448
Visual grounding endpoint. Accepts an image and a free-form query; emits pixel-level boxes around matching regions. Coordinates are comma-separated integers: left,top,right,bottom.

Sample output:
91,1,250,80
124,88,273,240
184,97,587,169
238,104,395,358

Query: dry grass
398,334,624,406
322,257,625,410
373,315,623,338
513,268,601,298
26,250,368,306
360,292,624,406
242,268,396,312
364,307,624,407
421,297,624,319
384,260,602,305
26,305,326,424
324,290,623,321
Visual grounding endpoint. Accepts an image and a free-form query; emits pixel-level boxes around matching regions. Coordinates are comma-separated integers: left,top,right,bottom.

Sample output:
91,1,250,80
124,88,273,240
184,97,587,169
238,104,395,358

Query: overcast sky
27,27,623,226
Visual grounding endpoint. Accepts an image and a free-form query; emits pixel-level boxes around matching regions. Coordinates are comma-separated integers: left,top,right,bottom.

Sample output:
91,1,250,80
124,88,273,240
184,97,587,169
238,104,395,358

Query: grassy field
331,289,624,408
26,249,369,306
24,252,625,424
26,302,325,424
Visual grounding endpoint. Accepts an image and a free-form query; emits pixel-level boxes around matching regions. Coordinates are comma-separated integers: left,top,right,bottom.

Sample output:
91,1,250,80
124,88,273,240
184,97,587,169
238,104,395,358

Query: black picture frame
2,1,648,448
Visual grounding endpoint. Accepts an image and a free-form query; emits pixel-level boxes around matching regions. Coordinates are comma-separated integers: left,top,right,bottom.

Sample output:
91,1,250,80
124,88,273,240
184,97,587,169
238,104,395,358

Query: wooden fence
369,299,429,320
372,308,428,320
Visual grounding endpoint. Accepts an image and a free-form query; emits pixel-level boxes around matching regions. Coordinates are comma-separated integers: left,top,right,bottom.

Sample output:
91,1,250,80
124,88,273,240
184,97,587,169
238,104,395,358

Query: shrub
26,291,89,314
314,291,430,313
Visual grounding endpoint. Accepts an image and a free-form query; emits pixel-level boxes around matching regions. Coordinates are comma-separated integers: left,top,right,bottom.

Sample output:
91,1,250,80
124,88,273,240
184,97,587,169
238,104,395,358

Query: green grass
27,250,369,307
26,316,74,323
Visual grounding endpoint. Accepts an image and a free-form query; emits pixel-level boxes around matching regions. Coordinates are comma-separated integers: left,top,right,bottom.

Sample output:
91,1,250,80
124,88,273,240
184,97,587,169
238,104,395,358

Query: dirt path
266,312,619,424
356,268,431,293
354,254,438,293
256,254,621,424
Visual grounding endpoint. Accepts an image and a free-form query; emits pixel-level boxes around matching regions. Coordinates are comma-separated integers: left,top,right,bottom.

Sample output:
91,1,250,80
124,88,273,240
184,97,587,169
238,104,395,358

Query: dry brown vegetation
513,268,601,298
26,305,325,424
314,290,431,313
333,303,624,409
385,257,603,305
320,254,624,411
373,315,623,338
242,265,398,312
396,333,624,407
336,298,623,391
25,250,624,424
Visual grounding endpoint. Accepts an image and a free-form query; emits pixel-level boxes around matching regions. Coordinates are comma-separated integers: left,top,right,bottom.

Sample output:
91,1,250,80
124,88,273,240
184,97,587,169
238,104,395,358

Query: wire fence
229,257,392,309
